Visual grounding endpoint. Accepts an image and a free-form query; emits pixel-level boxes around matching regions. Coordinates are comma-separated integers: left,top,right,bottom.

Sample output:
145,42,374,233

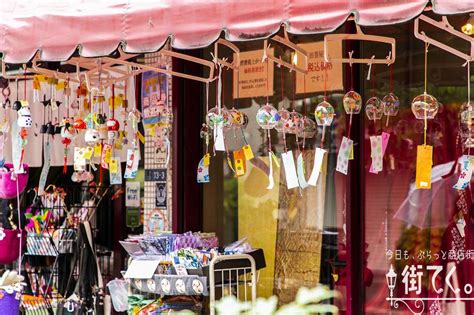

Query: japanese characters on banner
233,49,274,98
141,71,168,126
296,41,343,93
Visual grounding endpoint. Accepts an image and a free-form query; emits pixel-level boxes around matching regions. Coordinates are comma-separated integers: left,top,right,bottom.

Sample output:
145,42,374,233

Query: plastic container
106,279,128,312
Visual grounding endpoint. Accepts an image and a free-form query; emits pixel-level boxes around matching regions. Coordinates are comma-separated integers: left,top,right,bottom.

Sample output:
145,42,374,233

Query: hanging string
349,51,354,91
280,64,284,107
324,62,328,101
222,70,225,109
266,57,270,105
424,42,428,95
23,66,27,100
66,78,70,118
292,68,296,111
372,65,376,98
467,61,471,107
423,42,429,145
111,84,115,119
389,63,393,94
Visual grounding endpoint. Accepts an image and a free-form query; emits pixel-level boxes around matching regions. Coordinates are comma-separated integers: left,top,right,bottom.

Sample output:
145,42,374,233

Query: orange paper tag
242,144,254,160
233,150,246,177
415,145,433,189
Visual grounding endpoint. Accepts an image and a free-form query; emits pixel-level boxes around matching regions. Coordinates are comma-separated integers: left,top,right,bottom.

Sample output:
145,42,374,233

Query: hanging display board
141,71,168,126
295,41,343,94
233,48,274,99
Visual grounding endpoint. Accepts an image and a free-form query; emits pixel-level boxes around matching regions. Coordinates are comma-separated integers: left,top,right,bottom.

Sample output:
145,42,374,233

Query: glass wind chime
256,57,280,189
412,42,439,190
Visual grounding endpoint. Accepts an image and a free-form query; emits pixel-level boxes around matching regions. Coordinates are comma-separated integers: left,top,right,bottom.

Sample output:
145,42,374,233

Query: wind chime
412,41,439,190
255,57,279,189
309,63,334,186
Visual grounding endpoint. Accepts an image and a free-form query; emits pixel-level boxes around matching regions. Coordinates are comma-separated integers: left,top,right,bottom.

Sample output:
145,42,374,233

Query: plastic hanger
415,15,474,62
324,24,396,65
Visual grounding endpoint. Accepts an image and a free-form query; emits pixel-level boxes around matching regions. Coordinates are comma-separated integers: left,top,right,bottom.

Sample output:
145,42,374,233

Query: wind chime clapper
263,25,309,75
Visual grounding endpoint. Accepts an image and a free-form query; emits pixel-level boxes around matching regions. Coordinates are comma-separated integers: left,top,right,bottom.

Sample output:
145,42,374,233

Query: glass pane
362,13,474,315
200,31,349,310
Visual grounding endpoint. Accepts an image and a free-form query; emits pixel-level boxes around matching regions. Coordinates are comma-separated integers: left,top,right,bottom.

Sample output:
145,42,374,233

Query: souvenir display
2,9,474,315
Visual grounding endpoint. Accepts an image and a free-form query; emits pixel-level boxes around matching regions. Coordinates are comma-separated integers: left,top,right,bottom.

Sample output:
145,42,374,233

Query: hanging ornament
460,105,474,148
315,101,335,127
275,109,290,133
302,116,316,138
364,63,383,122
256,104,278,129
227,108,247,129
411,93,439,119
411,42,439,120
460,60,473,148
382,93,399,116
287,111,304,135
365,97,383,121
413,42,435,190
342,90,362,115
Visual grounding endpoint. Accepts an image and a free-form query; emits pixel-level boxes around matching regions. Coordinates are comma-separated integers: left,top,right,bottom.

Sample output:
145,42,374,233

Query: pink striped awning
0,0,473,63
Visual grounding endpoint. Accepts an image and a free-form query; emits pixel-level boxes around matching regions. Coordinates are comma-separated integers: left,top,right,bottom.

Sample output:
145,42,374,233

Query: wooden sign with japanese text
296,42,343,94
233,49,274,99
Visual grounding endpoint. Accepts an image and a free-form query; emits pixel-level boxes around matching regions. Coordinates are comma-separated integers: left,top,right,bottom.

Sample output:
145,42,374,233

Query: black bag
56,299,85,315
57,222,104,315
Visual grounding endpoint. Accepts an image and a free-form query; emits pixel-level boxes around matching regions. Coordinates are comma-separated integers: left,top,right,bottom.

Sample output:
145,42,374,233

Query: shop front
0,1,473,314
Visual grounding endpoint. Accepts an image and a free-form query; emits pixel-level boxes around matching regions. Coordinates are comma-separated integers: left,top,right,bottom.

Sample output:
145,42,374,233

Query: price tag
83,147,94,160
101,144,112,169
109,157,119,174
74,147,86,171
94,143,102,158
415,145,433,189
242,144,254,160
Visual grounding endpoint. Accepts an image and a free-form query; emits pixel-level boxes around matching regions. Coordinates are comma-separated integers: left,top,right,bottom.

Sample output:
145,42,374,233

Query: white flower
215,296,250,315
251,296,278,315
0,228,6,241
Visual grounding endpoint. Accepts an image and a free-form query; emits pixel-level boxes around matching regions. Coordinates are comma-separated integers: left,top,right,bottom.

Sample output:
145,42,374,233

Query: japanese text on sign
296,41,343,93
233,49,274,99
